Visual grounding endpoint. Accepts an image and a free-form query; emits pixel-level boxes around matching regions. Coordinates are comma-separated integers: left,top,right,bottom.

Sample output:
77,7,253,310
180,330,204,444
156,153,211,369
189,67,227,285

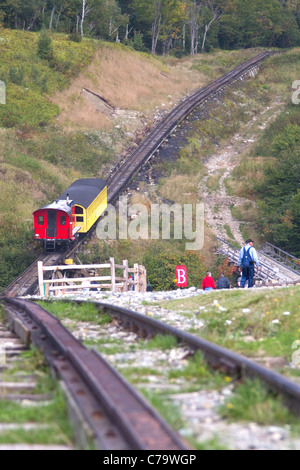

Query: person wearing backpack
238,239,260,288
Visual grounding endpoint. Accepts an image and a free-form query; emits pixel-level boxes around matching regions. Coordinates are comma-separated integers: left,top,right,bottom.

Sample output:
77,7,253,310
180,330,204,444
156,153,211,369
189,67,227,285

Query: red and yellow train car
33,179,107,251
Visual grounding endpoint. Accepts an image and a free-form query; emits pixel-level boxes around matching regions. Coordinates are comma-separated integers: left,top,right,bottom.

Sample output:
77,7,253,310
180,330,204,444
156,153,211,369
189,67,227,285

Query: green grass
0,427,72,446
224,224,235,240
141,334,178,351
219,379,297,427
38,301,112,326
159,285,300,366
168,351,227,388
122,367,164,384
0,305,6,324
0,30,97,128
206,172,224,193
0,347,74,446
139,388,184,432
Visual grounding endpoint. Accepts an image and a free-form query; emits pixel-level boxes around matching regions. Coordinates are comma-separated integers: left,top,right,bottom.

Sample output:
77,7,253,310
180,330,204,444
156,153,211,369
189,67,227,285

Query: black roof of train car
59,179,106,209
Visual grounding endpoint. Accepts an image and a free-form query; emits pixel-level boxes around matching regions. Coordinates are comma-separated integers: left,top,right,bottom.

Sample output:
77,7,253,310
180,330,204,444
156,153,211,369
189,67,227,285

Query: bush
9,66,25,85
69,32,82,43
127,31,147,52
143,247,207,291
272,124,300,156
37,29,54,62
0,86,59,128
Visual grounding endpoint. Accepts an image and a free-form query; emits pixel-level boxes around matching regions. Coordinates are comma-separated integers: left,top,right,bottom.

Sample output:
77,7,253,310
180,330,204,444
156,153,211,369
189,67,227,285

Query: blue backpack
241,247,253,268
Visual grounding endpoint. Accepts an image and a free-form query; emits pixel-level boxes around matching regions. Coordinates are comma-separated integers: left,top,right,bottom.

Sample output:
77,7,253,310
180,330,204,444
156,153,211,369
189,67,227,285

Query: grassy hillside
82,48,300,283
1,28,299,290
0,27,271,290
158,285,300,376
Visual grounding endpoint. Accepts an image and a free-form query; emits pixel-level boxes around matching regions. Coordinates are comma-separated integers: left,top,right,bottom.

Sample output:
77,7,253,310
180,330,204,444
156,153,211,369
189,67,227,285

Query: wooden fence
38,258,147,297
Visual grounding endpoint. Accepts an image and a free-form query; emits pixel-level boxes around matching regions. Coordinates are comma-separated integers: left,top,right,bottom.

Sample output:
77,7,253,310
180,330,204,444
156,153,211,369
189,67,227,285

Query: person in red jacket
202,272,216,291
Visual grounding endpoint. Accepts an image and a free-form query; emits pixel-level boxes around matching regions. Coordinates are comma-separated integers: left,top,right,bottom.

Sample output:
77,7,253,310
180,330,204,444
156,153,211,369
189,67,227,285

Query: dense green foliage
254,108,300,257
0,0,299,55
37,28,54,61
143,247,207,291
0,29,97,127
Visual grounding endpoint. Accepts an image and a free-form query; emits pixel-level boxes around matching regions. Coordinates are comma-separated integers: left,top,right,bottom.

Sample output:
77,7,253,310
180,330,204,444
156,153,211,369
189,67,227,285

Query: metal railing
262,242,300,275
216,237,296,282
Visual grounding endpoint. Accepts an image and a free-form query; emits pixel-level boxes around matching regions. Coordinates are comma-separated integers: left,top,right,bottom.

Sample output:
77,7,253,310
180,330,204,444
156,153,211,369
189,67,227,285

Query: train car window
60,216,67,226
38,216,44,225
76,217,84,222
75,206,84,214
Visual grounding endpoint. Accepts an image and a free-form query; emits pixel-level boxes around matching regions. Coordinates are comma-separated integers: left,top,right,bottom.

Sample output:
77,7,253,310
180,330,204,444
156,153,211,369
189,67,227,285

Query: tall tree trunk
125,24,133,40
55,5,63,31
201,16,216,52
27,15,37,31
80,0,93,37
201,2,224,53
49,5,56,31
42,1,46,19
151,14,161,54
189,1,201,55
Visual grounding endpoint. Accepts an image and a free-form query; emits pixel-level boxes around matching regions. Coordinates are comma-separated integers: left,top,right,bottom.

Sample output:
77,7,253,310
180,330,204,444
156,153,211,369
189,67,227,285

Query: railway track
0,317,74,450
3,296,300,449
0,51,274,300
106,51,273,203
1,298,188,450
84,299,300,416
0,253,63,298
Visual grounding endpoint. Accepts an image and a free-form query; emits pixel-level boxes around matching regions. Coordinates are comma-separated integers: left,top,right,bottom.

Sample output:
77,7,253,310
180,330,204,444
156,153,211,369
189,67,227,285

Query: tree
187,0,201,55
80,0,93,36
133,0,184,54
201,0,224,52
37,27,54,61
106,0,129,41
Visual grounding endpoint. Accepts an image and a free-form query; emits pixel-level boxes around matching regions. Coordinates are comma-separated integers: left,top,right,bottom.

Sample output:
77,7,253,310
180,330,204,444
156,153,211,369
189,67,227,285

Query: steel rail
107,51,273,203
68,299,300,416
0,253,62,298
1,297,188,450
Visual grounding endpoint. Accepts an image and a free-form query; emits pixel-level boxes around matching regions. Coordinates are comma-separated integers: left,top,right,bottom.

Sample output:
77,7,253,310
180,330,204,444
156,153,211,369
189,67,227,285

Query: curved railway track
0,254,62,298
106,51,273,203
0,51,275,299
1,298,188,450
47,298,300,415
2,296,300,449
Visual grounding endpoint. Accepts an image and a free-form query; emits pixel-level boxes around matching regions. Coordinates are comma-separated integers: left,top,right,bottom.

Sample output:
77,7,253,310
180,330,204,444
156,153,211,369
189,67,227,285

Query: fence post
139,265,147,293
38,261,44,296
134,263,139,292
110,258,116,292
123,260,128,292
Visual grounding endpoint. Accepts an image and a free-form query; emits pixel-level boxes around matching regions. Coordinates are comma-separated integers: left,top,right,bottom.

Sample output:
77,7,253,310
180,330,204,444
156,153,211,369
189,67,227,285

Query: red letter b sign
175,266,188,288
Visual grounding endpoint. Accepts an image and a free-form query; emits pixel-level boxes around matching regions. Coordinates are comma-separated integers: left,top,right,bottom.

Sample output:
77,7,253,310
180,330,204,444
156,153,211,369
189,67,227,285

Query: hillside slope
0,29,267,290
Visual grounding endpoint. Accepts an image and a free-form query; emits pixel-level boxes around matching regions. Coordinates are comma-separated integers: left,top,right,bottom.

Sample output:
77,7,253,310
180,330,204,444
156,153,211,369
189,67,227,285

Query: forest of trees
0,0,300,54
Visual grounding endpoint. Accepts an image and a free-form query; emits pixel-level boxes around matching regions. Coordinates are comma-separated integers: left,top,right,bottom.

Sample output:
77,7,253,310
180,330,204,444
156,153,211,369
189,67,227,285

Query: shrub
9,66,25,85
69,32,82,43
37,29,54,62
143,247,207,291
272,124,300,156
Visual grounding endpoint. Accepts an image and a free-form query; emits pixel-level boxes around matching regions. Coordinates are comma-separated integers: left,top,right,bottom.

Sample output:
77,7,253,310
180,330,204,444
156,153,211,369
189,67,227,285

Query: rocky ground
27,288,300,450
198,99,284,245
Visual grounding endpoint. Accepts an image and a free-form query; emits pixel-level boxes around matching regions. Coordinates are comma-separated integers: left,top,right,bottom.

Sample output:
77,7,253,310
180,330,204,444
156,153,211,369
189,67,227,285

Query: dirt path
198,100,283,245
